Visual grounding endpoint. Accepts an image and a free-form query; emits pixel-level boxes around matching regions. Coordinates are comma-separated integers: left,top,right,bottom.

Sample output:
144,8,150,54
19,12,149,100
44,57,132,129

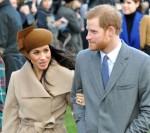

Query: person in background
17,0,37,28
120,0,144,49
9,0,18,8
142,0,150,14
36,0,68,39
0,0,24,91
2,21,76,133
56,0,83,54
71,4,150,133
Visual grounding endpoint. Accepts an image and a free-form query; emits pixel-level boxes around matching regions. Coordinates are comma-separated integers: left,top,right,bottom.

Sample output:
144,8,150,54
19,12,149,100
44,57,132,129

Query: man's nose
86,32,92,40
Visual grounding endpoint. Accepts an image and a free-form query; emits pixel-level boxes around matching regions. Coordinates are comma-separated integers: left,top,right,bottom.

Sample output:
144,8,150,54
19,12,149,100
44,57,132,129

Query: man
71,4,150,133
0,0,24,91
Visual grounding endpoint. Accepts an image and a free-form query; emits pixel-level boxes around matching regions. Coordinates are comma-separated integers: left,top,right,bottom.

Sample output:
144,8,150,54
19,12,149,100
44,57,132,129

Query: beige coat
140,15,150,49
2,61,74,133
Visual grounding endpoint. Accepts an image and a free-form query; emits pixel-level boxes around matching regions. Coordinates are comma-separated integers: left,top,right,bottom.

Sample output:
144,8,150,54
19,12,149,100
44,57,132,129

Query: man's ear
107,26,116,37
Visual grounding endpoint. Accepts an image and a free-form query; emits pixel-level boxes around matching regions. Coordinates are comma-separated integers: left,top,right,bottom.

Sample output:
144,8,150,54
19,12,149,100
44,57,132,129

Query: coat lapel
120,16,129,44
19,61,51,98
101,42,129,100
130,12,143,47
90,51,104,97
19,61,73,98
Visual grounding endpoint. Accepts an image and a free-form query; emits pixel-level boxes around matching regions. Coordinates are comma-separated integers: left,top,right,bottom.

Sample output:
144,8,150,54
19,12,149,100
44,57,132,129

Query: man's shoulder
76,49,98,63
77,49,93,57
123,44,150,64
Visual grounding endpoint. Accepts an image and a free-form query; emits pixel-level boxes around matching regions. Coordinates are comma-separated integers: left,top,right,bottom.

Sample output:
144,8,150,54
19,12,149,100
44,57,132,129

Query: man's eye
92,31,97,34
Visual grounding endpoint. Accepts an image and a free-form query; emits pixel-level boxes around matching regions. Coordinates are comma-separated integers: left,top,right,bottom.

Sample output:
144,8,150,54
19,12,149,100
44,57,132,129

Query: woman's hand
76,93,85,106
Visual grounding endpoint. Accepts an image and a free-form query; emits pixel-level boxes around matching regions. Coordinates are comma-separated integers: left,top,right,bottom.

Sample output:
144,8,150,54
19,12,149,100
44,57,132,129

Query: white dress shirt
100,40,122,76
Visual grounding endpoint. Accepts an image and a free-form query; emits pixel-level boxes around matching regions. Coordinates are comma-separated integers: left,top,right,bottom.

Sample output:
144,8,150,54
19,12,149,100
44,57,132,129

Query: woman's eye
34,51,39,55
44,49,50,53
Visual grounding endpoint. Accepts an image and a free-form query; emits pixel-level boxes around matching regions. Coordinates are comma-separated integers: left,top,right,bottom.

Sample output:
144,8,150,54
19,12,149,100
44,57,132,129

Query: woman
120,0,144,49
2,21,75,133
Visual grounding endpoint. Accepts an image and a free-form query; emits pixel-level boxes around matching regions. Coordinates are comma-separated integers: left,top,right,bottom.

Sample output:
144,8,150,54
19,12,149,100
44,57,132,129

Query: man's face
86,17,110,51
10,0,18,8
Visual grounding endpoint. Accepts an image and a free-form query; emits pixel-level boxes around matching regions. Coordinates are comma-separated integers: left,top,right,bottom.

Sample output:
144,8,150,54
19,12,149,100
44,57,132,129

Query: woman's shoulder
51,60,74,77
50,60,74,75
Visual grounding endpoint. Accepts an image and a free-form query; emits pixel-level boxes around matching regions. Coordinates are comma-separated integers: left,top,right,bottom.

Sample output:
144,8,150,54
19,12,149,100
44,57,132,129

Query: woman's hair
41,45,75,93
50,45,75,70
85,4,122,35
134,0,143,13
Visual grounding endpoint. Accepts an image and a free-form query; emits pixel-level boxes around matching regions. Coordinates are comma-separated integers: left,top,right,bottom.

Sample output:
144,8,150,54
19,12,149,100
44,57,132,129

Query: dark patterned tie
101,55,109,88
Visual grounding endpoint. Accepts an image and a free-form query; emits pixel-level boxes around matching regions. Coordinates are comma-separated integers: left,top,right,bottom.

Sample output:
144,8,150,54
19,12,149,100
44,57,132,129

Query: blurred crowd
9,0,150,53
0,0,150,132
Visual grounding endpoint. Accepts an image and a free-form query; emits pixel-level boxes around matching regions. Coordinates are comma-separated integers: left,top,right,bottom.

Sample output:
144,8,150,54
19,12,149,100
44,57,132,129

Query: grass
65,107,77,133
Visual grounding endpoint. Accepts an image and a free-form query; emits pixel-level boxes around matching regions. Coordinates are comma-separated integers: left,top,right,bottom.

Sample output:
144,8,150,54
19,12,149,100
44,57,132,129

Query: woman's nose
40,53,46,59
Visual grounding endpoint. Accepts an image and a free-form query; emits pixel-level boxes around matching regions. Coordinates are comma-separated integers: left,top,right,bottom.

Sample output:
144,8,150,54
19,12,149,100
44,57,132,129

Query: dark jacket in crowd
0,0,24,90
36,6,59,37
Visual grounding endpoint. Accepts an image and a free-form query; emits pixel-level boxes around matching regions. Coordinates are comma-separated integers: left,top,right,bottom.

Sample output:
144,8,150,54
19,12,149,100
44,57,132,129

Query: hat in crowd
17,20,53,59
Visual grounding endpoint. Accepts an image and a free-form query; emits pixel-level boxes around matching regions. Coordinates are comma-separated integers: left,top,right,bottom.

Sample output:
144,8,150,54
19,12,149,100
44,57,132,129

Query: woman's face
122,0,140,14
72,0,81,10
29,45,51,73
41,0,52,11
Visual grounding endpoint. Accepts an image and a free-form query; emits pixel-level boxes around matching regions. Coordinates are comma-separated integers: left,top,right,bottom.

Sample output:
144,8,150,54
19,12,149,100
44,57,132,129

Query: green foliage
65,107,77,133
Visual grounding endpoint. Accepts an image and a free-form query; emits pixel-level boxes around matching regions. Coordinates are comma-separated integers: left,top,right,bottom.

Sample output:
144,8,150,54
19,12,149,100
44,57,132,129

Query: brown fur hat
17,20,53,59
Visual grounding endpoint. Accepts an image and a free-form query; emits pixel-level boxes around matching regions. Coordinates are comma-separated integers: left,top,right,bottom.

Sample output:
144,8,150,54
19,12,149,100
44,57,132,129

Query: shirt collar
100,40,122,63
